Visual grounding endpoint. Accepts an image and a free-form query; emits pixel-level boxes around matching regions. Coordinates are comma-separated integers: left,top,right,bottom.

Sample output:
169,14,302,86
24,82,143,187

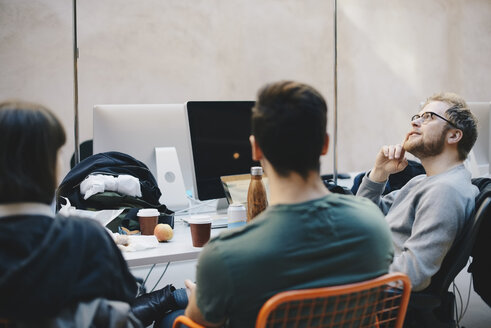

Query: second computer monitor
468,102,491,177
186,101,258,201
93,104,194,195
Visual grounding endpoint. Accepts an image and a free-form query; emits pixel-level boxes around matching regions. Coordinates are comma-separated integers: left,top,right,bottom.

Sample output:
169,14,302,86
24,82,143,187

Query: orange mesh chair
173,315,205,328
256,272,411,328
173,272,411,328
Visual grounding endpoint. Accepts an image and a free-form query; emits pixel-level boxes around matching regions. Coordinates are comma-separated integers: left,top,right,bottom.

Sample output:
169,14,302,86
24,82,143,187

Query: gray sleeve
195,241,234,324
356,173,397,215
389,184,468,291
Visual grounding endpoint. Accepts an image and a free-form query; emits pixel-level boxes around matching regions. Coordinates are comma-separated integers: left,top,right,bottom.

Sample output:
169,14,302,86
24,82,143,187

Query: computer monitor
467,102,491,177
185,101,258,201
93,104,194,207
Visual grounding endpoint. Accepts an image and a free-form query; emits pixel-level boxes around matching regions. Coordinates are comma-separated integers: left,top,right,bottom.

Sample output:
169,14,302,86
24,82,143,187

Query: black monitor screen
186,101,258,200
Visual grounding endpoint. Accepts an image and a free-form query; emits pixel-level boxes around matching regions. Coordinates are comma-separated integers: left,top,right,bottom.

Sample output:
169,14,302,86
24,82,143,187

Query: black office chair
404,178,491,328
351,160,426,195
70,139,93,169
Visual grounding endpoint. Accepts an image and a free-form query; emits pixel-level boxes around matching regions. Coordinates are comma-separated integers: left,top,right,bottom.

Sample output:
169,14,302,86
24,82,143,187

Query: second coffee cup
188,215,212,247
138,208,159,235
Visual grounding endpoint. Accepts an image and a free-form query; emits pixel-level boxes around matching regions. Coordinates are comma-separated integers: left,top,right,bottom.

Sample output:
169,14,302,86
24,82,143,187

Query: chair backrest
468,197,491,305
421,178,491,296
70,139,93,169
173,273,411,328
255,273,411,328
173,315,205,328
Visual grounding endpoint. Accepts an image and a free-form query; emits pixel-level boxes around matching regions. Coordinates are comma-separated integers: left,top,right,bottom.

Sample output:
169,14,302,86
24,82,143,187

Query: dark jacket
0,214,138,320
56,151,174,232
57,151,162,211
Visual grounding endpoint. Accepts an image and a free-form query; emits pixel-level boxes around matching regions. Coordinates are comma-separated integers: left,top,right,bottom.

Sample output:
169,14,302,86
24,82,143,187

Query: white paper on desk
58,197,124,226
118,235,159,252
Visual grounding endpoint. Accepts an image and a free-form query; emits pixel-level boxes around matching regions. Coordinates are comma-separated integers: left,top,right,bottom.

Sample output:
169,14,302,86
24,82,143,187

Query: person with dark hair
0,101,66,204
170,81,394,327
356,92,479,292
0,101,187,327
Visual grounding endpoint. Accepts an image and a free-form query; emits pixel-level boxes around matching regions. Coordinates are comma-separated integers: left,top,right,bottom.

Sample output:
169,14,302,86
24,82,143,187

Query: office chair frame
173,273,411,328
173,315,205,328
407,181,491,327
256,272,411,328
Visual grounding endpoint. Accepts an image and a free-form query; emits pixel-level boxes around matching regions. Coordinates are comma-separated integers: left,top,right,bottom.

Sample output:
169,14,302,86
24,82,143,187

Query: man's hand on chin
370,144,408,182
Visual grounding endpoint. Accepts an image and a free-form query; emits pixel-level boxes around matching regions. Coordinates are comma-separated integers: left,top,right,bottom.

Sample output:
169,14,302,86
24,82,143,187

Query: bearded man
356,92,479,291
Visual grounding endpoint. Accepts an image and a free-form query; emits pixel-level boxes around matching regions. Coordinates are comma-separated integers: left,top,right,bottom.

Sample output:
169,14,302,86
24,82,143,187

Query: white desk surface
124,173,357,268
124,218,223,267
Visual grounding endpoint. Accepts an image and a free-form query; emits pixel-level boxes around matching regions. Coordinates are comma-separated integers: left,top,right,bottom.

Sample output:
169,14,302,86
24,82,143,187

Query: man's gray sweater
357,164,478,291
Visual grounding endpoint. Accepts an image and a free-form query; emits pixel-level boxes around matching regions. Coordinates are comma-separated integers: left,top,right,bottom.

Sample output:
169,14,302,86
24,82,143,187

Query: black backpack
56,151,174,232
468,177,491,307
351,160,426,195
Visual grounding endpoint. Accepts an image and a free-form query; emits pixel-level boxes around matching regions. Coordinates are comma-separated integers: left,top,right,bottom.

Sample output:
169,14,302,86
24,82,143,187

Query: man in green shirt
182,81,394,328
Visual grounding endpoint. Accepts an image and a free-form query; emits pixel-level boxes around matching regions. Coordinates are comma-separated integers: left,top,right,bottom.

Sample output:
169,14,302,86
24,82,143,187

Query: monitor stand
186,196,229,215
183,197,230,229
216,198,229,213
155,147,188,210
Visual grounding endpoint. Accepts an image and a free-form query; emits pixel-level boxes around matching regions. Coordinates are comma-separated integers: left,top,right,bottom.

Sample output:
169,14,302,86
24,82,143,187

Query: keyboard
182,213,229,229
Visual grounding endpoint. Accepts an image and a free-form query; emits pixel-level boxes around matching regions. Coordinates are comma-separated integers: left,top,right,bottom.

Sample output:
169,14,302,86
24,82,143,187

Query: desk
124,173,357,268
124,219,222,267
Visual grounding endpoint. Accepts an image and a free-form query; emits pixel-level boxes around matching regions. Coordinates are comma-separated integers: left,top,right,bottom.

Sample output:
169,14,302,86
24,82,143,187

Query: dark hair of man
0,101,66,204
423,92,478,160
251,81,328,179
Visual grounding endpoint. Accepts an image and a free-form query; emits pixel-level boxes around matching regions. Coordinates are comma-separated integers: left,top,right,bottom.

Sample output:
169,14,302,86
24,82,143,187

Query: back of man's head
251,81,328,179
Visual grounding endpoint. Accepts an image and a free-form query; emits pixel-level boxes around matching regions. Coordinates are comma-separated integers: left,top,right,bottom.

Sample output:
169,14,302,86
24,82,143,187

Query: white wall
1,0,490,176
1,0,490,325
338,0,491,173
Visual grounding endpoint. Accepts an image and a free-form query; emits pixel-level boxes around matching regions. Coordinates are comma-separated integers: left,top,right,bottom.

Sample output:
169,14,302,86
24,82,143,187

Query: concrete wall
1,0,490,175
1,0,490,325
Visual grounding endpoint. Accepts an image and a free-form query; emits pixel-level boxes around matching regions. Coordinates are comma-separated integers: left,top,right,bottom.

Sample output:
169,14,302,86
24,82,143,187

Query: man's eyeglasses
411,111,457,127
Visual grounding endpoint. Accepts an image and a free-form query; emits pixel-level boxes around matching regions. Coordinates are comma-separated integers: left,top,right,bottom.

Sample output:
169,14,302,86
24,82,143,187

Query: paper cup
138,208,159,235
188,215,212,247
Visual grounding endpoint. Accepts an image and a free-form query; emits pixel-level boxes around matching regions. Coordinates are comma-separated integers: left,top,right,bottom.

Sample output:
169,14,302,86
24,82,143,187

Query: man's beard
404,131,447,159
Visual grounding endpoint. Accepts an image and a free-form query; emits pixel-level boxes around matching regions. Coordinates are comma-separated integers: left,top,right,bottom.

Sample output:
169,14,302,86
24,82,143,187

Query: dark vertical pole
72,0,80,165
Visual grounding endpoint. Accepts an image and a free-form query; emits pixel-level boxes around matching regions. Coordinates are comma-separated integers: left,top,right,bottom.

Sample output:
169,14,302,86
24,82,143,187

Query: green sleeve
195,240,235,324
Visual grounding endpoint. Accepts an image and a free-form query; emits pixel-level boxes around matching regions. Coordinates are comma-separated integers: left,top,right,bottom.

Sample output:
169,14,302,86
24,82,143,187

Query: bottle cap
251,166,263,176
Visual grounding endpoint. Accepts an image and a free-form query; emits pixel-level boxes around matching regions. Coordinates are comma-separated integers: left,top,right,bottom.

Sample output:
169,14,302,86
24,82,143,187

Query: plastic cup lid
187,215,212,224
137,208,159,217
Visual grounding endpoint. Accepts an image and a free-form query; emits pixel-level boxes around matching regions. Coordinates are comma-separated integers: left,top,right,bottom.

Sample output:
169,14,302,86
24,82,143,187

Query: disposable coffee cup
137,208,159,235
188,215,212,247
227,203,247,229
